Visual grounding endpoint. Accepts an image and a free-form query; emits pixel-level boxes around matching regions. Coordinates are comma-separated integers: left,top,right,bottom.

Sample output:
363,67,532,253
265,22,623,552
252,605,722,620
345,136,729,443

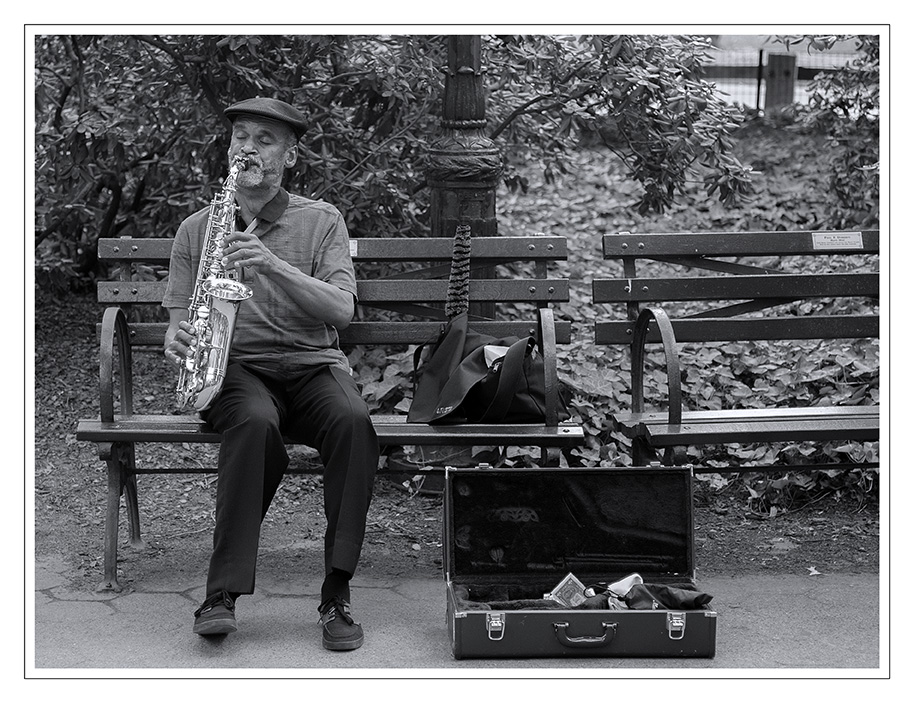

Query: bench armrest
630,306,683,425
99,306,134,422
537,306,560,427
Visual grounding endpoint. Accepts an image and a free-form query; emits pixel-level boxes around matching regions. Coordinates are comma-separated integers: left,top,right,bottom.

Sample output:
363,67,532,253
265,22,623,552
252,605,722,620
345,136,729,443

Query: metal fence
704,50,861,109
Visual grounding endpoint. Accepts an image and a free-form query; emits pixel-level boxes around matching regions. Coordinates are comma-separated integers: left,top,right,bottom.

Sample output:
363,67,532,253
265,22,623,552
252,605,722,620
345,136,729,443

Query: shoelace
320,598,354,625
195,591,234,617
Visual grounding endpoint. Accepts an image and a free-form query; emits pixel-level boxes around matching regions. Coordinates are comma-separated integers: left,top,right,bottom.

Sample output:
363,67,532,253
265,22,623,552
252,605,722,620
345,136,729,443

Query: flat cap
223,97,307,140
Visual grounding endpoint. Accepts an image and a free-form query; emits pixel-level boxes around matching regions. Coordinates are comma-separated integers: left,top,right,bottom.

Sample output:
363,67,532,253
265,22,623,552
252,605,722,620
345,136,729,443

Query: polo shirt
163,189,358,377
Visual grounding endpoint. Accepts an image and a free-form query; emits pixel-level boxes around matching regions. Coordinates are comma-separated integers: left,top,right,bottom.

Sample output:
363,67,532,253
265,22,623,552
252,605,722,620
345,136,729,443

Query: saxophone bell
177,278,253,411
202,277,254,303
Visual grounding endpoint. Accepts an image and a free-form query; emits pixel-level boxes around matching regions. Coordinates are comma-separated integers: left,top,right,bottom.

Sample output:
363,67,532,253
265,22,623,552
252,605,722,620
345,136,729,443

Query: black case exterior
444,466,717,659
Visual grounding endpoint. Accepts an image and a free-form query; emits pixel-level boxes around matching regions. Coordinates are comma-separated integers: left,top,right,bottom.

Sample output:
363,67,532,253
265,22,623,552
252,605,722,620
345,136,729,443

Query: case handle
552,621,617,648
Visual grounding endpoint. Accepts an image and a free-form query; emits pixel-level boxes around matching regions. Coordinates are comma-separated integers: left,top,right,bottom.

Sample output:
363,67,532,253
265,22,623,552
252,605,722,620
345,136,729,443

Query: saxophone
175,154,254,411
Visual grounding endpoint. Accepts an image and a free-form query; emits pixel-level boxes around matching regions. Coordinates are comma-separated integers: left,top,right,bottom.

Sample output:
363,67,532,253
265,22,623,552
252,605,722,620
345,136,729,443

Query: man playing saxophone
162,97,378,651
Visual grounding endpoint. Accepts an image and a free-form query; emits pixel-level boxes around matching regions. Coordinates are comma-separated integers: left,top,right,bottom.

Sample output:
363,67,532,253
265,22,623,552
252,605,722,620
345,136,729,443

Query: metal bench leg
120,444,144,551
98,443,123,592
96,441,142,592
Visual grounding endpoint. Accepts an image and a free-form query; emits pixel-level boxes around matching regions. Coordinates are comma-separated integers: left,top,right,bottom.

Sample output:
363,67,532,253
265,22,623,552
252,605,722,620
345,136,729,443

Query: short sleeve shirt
162,189,357,376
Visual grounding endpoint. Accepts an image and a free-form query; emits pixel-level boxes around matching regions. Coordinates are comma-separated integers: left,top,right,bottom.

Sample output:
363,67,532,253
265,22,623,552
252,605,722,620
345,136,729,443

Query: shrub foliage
34,33,752,287
774,34,880,228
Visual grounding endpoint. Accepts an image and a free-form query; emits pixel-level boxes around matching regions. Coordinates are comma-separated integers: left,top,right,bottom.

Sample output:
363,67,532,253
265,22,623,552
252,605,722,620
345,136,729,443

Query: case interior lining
453,580,713,612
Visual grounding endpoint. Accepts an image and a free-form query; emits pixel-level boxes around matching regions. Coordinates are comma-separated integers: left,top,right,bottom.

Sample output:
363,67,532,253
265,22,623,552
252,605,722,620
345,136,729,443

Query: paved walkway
31,553,883,674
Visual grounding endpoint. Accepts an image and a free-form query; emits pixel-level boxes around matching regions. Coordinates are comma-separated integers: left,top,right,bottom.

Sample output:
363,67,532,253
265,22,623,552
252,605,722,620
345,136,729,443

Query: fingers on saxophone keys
225,251,247,269
165,348,183,367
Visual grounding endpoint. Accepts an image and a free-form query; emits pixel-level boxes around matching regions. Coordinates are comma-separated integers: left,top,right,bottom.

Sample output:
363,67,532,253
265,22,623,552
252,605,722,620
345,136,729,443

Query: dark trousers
200,361,379,597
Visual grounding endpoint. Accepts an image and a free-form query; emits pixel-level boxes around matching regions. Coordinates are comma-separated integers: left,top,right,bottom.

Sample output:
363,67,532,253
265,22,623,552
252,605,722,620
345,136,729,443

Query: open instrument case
444,466,717,659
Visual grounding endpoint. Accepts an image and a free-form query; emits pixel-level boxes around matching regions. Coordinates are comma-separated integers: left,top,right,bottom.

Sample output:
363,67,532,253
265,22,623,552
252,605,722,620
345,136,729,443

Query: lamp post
427,36,502,241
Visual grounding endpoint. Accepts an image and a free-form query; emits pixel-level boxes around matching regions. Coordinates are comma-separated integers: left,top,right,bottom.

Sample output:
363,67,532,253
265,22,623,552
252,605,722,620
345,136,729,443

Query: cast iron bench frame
76,234,584,591
592,229,880,469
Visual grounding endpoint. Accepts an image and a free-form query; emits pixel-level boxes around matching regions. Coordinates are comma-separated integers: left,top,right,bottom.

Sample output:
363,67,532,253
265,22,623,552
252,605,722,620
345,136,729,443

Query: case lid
444,466,695,581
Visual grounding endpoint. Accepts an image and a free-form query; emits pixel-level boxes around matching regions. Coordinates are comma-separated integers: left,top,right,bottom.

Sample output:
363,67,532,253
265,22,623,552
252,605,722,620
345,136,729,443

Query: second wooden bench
592,229,880,469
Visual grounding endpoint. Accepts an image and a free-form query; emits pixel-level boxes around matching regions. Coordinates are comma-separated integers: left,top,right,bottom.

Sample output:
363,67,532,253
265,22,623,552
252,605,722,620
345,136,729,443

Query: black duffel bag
407,310,549,424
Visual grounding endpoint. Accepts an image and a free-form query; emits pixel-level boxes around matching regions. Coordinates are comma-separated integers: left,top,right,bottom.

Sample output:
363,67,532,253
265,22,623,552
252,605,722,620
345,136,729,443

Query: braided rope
445,223,472,319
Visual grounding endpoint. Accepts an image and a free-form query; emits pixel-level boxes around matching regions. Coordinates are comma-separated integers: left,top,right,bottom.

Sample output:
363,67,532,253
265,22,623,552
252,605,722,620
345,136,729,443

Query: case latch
667,612,686,640
486,612,506,641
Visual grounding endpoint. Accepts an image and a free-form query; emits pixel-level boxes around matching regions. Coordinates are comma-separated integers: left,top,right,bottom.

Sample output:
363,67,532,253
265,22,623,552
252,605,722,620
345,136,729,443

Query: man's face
228,117,297,190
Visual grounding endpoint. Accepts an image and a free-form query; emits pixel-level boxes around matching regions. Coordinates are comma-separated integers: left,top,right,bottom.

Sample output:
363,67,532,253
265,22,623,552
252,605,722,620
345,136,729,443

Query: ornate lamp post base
428,36,503,241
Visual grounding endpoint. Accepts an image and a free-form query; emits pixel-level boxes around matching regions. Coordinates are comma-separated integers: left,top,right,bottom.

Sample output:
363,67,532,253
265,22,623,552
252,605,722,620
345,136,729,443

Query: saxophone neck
218,155,249,197
229,154,249,177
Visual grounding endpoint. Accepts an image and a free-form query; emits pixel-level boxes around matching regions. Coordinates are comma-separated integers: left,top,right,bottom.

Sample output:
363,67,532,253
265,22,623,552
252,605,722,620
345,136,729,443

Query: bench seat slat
618,405,879,425
642,418,879,445
612,407,879,444
76,416,586,447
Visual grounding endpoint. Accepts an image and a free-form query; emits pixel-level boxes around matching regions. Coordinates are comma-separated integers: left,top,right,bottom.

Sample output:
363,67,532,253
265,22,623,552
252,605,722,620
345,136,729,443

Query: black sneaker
318,596,364,650
193,591,237,636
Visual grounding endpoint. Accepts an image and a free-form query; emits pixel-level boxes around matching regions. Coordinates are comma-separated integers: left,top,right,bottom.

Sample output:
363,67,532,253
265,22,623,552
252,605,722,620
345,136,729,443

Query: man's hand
222,231,279,275
164,320,197,368
220,230,355,330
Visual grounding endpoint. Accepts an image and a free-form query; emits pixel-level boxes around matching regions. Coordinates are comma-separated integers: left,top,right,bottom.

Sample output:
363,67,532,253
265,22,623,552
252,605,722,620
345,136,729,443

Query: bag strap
413,222,473,379
479,337,532,423
409,320,448,398
445,223,472,319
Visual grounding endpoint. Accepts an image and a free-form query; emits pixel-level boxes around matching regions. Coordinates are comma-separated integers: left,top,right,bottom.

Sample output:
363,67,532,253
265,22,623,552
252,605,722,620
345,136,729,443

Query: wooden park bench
592,229,880,469
76,234,584,590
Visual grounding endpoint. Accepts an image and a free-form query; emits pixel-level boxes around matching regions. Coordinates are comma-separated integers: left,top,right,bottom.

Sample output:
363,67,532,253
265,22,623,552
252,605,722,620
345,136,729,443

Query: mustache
240,160,280,175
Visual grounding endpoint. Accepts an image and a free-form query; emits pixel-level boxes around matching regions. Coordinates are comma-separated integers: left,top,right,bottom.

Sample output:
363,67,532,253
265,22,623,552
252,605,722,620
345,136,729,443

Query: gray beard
236,167,265,188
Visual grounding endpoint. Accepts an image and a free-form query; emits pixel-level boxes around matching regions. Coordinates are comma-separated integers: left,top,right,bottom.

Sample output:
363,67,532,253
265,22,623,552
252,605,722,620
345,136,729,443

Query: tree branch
489,93,556,140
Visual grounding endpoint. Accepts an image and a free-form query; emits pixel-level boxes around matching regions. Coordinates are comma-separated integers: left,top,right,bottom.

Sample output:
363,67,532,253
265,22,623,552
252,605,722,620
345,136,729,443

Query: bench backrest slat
595,229,880,345
595,315,878,345
351,236,567,260
602,230,879,257
593,272,879,304
107,320,573,347
99,236,568,262
98,278,570,305
357,279,568,303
